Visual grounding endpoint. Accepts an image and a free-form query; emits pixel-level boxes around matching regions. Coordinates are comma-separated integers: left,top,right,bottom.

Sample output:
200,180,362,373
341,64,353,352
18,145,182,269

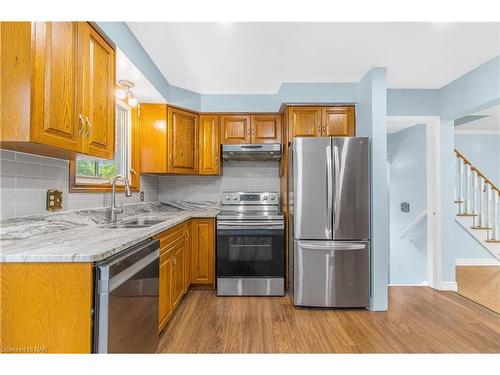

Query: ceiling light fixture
116,80,138,107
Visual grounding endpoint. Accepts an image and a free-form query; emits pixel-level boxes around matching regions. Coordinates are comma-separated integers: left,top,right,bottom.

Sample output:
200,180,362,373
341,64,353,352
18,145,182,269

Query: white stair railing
455,149,500,242
400,210,427,240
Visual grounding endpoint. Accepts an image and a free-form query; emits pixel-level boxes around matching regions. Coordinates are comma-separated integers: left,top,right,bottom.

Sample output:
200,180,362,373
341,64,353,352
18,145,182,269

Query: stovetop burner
217,191,283,221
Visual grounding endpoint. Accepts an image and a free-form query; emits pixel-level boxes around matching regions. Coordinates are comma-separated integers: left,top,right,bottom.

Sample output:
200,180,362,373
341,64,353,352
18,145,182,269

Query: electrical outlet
140,191,145,202
46,189,63,211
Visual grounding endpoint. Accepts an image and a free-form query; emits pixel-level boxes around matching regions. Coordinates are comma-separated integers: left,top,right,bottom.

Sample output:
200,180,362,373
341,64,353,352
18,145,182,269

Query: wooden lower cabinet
171,239,186,310
184,221,192,289
191,218,215,286
158,251,173,331
155,218,215,332
0,262,94,353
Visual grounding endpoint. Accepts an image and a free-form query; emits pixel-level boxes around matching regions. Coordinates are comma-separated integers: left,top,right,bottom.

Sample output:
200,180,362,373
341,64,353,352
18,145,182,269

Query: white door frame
387,116,442,289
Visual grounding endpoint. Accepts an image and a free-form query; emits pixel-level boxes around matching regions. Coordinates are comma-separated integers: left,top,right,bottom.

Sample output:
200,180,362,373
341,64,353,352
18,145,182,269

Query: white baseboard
438,282,458,292
455,259,500,266
388,282,429,287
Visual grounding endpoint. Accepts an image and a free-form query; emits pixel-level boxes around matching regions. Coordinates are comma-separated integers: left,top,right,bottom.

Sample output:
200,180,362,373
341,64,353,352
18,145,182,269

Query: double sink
107,218,166,229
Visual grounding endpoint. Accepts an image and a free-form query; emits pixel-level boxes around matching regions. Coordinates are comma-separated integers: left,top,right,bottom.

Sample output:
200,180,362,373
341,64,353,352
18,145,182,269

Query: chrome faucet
110,175,132,222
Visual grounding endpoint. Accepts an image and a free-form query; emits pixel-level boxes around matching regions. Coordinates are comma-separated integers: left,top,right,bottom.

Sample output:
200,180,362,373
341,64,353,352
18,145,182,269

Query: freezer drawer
293,240,370,307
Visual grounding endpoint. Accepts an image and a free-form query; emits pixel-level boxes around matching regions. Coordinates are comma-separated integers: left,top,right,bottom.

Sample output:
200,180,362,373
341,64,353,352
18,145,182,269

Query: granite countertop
0,201,221,263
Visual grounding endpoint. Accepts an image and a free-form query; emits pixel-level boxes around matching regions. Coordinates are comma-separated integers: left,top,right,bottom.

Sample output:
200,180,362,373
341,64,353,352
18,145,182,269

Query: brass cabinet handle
78,114,85,136
85,117,92,137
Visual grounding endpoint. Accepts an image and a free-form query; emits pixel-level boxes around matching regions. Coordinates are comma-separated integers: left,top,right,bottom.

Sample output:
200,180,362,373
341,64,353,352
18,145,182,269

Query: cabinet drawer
154,223,185,251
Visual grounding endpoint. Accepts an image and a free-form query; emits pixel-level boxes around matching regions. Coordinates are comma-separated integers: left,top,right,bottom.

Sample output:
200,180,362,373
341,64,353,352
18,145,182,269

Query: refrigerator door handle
333,145,341,231
326,145,333,238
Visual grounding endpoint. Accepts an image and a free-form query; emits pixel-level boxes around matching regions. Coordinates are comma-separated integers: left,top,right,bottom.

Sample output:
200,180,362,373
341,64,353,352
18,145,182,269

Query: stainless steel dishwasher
94,239,160,353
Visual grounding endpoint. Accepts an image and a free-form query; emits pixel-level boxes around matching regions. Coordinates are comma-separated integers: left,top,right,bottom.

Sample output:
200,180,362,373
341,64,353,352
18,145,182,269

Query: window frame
69,102,140,193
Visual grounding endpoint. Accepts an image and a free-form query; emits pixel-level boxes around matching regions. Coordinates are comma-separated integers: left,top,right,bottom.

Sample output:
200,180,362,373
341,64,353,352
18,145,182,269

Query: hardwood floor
157,287,500,353
456,266,500,313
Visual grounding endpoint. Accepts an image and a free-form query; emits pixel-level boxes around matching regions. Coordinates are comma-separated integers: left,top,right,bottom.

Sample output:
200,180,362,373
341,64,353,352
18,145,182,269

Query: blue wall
439,56,500,120
386,56,500,120
357,68,389,311
388,124,428,284
454,134,500,186
387,89,440,116
96,22,202,110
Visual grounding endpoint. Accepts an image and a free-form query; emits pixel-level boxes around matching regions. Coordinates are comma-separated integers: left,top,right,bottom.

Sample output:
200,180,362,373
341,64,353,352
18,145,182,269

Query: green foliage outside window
98,161,119,179
76,160,96,177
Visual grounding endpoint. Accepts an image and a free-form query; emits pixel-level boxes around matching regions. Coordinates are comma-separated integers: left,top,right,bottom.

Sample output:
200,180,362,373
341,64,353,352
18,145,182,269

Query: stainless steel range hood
222,144,281,161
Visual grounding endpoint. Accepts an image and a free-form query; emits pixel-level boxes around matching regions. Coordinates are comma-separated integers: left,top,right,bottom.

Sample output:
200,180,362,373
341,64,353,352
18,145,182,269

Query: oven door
216,221,285,278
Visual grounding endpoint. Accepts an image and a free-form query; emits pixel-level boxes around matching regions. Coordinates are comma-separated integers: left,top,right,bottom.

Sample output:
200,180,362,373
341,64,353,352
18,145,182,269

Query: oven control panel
222,192,279,205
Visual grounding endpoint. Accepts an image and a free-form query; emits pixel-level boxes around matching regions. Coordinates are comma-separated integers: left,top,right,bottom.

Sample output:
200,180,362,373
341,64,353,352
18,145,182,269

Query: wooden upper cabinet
199,115,220,175
288,107,322,137
0,22,116,160
220,115,251,144
140,104,167,173
322,106,355,137
250,114,281,144
167,107,198,174
80,23,115,159
30,22,82,152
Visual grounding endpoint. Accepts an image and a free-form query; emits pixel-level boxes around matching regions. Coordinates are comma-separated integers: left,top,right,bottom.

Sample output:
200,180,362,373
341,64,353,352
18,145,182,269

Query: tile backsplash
0,150,159,218
0,151,280,219
159,160,280,201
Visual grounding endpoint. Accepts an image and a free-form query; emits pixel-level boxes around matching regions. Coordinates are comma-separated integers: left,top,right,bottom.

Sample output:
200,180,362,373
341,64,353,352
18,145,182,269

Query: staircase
455,149,500,260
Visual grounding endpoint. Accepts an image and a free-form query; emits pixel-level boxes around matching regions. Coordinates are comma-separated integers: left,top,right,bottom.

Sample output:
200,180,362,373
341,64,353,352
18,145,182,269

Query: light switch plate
46,189,63,212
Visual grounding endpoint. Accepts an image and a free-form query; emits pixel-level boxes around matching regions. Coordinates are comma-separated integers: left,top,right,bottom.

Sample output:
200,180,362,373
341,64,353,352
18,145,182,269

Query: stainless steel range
216,191,285,296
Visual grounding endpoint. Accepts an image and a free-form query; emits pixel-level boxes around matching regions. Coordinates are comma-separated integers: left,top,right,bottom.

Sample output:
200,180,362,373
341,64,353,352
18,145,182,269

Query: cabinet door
288,107,322,137
198,115,220,175
220,115,251,144
171,240,185,309
191,218,215,285
184,221,192,290
31,22,82,152
250,114,281,144
158,252,172,331
167,107,198,174
81,23,116,159
322,106,355,137
140,104,167,173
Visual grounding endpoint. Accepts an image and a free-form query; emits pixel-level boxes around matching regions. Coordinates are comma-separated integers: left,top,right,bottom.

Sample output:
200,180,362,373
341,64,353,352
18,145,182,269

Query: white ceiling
116,48,165,103
127,22,500,94
454,104,500,134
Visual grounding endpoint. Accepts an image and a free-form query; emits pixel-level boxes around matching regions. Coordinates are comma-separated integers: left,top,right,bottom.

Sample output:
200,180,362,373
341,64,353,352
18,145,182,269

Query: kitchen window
69,100,140,192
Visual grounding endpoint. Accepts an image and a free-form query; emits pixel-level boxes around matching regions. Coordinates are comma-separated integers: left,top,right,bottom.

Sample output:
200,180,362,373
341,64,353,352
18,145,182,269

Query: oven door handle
217,221,284,230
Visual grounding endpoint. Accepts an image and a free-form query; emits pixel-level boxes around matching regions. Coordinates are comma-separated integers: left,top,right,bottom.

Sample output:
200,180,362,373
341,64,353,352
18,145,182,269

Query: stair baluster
458,155,465,214
492,192,499,241
471,169,478,218
479,178,486,228
464,163,472,214
486,183,492,231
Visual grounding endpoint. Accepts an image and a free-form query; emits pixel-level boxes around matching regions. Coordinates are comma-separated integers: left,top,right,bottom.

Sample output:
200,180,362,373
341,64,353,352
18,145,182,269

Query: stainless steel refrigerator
289,137,370,307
